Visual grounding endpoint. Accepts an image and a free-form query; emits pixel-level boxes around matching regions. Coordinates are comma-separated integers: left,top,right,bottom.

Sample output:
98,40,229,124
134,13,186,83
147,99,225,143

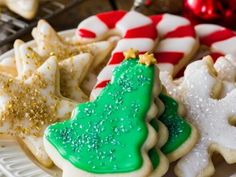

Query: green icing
148,148,160,169
150,119,159,132
159,94,192,154
45,59,158,173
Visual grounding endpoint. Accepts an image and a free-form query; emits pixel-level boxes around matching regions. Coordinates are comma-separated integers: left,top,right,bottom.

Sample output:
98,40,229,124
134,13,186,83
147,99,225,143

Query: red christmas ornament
183,0,236,27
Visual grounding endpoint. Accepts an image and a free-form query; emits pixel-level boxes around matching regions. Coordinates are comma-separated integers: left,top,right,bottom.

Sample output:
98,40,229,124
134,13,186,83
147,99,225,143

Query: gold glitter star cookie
60,53,93,102
32,19,115,70
0,0,39,19
0,56,76,167
14,39,92,102
14,39,43,79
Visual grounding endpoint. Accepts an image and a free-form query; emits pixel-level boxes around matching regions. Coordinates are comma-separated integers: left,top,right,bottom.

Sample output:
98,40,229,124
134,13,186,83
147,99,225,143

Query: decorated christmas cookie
14,39,44,79
13,39,91,102
77,12,199,99
162,55,236,102
32,19,114,70
163,57,236,177
158,93,198,162
76,10,157,99
214,55,236,97
195,24,236,61
44,53,169,177
0,57,75,167
0,0,39,19
59,53,93,102
150,13,199,76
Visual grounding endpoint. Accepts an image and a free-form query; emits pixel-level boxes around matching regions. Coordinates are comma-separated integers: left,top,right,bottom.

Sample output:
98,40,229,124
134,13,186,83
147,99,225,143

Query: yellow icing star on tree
124,48,139,59
139,53,157,66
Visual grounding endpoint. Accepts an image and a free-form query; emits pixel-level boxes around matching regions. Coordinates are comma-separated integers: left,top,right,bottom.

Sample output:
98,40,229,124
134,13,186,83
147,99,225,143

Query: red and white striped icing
150,14,199,75
76,12,199,99
77,10,157,99
195,24,236,61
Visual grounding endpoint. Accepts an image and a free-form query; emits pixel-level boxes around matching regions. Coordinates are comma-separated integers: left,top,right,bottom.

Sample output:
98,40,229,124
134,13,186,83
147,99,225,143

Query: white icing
212,37,236,56
157,63,174,74
14,0,36,11
159,71,183,99
195,24,225,38
214,55,236,82
162,59,236,177
116,10,152,35
97,65,114,81
59,53,92,102
214,55,236,97
37,20,51,35
155,37,196,54
90,87,103,101
112,38,155,53
14,40,43,79
82,72,98,95
156,14,189,37
87,41,115,69
0,57,15,67
33,20,79,58
153,14,198,77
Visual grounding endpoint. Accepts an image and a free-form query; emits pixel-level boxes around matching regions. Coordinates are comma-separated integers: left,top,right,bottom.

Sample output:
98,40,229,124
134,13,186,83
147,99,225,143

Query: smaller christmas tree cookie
44,51,169,177
158,92,198,162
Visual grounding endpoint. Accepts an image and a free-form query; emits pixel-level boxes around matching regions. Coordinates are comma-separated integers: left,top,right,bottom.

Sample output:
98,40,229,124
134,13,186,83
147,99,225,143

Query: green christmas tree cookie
158,93,198,162
44,52,169,177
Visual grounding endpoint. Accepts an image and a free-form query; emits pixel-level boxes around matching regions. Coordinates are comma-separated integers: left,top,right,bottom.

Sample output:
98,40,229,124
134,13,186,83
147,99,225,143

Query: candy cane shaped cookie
195,24,236,61
150,14,199,76
76,10,157,99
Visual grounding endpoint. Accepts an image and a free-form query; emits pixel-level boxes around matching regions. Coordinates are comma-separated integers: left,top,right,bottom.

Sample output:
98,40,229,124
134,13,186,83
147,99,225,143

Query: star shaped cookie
31,19,115,70
160,56,236,177
0,56,76,167
0,0,39,19
14,39,92,102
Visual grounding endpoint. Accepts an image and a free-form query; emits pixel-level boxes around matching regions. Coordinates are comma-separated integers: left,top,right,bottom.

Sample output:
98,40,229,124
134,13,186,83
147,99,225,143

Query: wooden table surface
48,0,133,30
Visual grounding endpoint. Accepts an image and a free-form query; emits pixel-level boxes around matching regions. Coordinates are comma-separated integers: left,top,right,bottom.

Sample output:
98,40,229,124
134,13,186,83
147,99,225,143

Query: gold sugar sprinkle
0,75,59,137
60,65,77,98
25,47,43,67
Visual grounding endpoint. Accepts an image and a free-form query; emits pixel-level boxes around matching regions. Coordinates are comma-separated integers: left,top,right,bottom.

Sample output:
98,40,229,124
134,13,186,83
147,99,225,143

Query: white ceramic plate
0,29,236,177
